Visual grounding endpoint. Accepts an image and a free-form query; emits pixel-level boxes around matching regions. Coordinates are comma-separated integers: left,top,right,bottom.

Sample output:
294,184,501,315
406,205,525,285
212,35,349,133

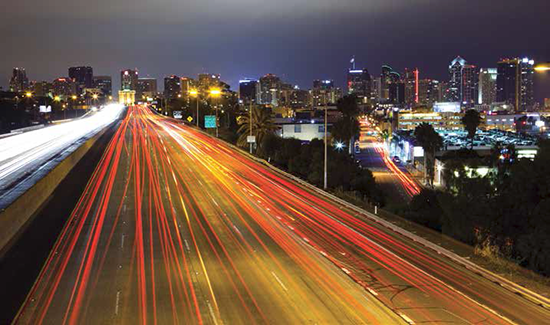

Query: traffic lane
160,120,405,324
188,146,507,324
238,156,550,325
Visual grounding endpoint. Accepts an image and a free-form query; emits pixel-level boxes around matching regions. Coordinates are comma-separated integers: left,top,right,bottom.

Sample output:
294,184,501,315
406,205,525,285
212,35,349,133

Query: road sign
187,116,193,123
204,115,216,128
247,135,256,143
173,110,183,119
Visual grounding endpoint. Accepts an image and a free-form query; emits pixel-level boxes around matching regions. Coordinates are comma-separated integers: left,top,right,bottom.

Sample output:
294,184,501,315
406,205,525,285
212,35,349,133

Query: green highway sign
204,115,216,128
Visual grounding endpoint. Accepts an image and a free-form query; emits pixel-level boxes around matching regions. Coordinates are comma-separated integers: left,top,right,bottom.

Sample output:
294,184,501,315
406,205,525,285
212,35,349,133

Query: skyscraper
312,79,340,106
259,74,282,107
347,68,371,104
461,64,479,107
239,79,259,104
69,66,93,94
448,56,478,106
418,79,440,107
9,68,29,92
496,58,534,111
121,69,139,91
478,68,497,105
137,78,157,99
164,75,181,99
52,78,77,97
403,68,419,106
93,76,113,97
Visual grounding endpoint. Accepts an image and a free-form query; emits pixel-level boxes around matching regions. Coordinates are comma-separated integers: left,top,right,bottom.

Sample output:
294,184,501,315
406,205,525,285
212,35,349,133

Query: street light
92,94,98,100
25,92,32,98
189,89,199,127
323,93,328,190
209,88,222,137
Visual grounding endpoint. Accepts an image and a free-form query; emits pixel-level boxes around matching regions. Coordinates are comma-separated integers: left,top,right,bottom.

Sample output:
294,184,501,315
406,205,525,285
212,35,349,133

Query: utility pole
249,100,253,154
196,96,200,127
323,93,328,190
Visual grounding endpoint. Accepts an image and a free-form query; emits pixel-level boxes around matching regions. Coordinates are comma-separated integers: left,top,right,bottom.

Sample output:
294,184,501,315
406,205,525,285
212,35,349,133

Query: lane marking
271,272,288,292
399,313,415,324
114,290,121,315
184,239,191,252
121,234,125,249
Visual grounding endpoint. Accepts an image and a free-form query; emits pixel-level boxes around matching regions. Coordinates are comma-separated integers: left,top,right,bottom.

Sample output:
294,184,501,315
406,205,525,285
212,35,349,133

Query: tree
237,106,278,149
414,123,443,187
334,95,361,153
461,109,481,149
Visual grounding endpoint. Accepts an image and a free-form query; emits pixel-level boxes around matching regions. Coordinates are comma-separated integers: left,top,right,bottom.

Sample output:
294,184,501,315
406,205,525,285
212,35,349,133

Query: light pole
189,89,200,127
249,100,253,154
209,88,222,137
323,94,328,190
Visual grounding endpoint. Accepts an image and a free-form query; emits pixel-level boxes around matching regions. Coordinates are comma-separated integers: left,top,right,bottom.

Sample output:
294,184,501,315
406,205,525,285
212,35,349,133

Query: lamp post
249,100,253,154
209,88,222,137
323,93,328,190
189,89,199,127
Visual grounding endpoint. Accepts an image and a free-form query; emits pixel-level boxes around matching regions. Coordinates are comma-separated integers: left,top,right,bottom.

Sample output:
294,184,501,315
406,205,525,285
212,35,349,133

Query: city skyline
2,0,550,99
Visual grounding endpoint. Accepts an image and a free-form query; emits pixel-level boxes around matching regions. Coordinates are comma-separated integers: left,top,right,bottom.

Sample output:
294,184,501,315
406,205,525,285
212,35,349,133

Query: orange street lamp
54,96,61,102
25,92,32,98
209,88,222,137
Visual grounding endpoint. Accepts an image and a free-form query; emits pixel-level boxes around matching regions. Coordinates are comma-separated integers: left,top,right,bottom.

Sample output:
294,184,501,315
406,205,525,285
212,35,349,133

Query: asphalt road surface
15,106,550,324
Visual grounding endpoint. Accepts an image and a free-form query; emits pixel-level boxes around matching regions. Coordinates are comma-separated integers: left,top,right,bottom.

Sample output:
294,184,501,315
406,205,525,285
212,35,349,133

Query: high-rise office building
52,78,77,97
496,58,534,111
31,81,53,97
259,74,282,107
137,78,157,99
197,73,221,91
239,79,259,104
461,64,479,107
289,87,311,109
312,79,340,106
69,66,93,94
418,79,440,107
403,68,419,106
347,68,371,104
164,75,181,99
93,76,113,97
121,69,139,91
379,65,403,104
478,68,497,105
448,56,466,102
448,56,479,106
9,68,29,92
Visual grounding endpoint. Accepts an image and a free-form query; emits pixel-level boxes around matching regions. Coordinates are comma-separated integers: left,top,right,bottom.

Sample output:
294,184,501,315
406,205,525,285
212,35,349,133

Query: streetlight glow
54,96,61,102
189,89,198,96
25,92,32,98
209,88,221,97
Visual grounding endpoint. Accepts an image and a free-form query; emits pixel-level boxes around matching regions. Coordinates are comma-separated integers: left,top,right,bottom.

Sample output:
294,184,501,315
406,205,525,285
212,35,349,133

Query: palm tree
414,123,443,187
462,109,481,149
237,106,278,149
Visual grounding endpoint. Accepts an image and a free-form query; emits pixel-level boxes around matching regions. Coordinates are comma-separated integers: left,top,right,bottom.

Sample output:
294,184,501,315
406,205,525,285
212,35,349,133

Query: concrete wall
0,127,109,256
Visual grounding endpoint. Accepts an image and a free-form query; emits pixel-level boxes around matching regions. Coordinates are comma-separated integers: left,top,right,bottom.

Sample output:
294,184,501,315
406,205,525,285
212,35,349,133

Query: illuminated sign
204,115,216,128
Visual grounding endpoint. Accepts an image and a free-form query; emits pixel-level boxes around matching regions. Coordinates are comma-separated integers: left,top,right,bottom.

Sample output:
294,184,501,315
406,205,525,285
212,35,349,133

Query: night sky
2,0,550,100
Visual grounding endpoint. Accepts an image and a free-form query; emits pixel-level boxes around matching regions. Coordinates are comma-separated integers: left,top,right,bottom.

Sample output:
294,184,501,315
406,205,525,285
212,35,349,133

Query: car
392,156,401,164
355,146,361,154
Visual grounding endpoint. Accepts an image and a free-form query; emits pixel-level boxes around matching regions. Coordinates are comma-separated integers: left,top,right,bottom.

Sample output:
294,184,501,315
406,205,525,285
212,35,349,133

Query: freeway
15,106,550,324
0,104,124,206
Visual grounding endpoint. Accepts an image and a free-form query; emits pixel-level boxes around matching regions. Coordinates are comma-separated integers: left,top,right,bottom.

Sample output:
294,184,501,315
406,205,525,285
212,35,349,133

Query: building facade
93,76,113,97
347,68,371,104
69,66,93,94
478,68,497,105
121,69,139,91
9,68,29,92
259,74,282,107
496,58,534,111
